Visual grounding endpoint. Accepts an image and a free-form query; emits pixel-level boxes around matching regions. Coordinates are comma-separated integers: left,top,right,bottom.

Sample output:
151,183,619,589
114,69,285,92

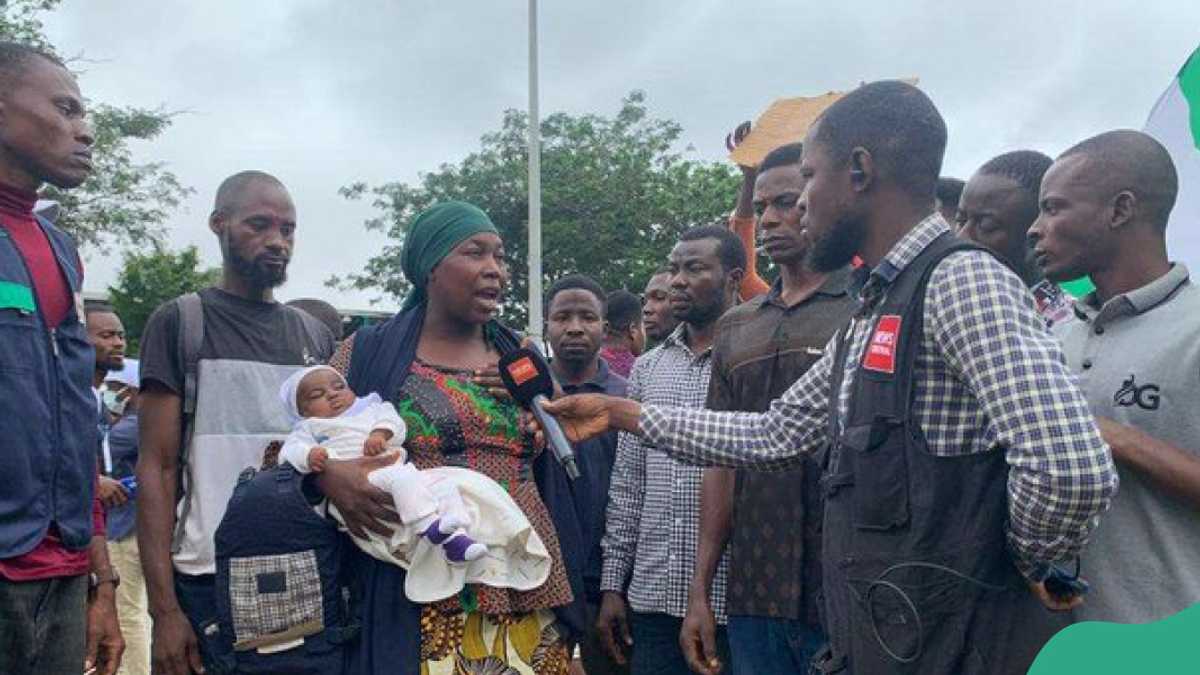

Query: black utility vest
817,233,1064,675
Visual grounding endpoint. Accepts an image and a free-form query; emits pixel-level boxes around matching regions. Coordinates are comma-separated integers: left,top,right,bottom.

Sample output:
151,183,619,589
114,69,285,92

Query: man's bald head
212,170,287,219
1058,130,1178,231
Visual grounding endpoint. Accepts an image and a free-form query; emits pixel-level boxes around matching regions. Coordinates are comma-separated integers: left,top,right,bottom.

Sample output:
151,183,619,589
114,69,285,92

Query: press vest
0,217,97,558
819,233,1062,675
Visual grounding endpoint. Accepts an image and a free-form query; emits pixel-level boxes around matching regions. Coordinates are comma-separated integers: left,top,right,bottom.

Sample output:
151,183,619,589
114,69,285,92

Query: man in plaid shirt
596,225,745,674
546,81,1116,675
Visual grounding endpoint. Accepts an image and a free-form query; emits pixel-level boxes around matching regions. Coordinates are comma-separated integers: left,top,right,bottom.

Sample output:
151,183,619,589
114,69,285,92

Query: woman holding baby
316,201,585,675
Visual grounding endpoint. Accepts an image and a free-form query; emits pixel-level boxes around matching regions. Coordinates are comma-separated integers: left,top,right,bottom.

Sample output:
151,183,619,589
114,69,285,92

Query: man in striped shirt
546,81,1116,675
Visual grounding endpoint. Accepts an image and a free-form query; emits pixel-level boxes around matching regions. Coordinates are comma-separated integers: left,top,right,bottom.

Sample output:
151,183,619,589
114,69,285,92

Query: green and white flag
1144,45,1200,268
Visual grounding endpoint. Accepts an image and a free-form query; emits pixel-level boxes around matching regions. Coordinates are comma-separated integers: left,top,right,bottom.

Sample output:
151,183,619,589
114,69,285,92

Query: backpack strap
171,292,205,554
285,305,333,360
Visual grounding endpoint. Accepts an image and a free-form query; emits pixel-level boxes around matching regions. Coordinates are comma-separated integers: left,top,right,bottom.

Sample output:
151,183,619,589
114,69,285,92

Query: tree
1,0,191,253
337,91,741,327
108,245,219,355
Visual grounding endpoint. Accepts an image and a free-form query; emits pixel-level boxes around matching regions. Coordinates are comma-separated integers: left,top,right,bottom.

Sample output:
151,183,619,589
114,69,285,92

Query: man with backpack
137,171,335,675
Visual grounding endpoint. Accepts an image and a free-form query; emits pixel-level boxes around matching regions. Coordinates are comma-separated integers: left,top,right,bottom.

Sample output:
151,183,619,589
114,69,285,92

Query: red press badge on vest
862,315,901,374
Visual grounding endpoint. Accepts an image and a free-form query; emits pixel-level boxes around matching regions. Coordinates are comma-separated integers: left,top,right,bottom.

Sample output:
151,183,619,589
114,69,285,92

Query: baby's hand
363,430,391,457
308,447,330,472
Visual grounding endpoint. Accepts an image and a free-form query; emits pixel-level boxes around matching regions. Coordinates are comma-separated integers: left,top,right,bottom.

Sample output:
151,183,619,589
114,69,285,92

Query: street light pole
526,0,543,342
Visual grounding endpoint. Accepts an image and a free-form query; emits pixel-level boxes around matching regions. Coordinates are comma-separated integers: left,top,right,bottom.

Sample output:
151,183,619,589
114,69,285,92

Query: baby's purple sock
422,519,452,545
442,533,487,563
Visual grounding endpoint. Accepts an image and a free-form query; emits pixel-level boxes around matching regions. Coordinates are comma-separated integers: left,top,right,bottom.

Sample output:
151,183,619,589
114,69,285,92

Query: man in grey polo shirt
1029,128,1200,623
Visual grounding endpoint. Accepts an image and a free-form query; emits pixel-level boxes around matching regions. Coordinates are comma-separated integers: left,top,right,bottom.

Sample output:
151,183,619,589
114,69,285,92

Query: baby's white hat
279,365,345,422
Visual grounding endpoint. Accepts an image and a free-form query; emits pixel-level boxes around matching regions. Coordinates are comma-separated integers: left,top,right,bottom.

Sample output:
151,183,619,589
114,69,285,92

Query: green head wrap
401,200,500,311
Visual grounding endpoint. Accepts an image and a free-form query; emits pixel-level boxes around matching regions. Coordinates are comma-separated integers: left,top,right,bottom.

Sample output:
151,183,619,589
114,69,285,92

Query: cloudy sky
43,0,1200,311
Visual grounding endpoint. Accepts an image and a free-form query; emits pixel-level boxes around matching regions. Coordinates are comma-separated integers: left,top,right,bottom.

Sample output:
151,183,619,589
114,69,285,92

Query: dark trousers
174,572,229,672
0,574,88,675
629,611,730,675
727,615,825,675
580,600,632,675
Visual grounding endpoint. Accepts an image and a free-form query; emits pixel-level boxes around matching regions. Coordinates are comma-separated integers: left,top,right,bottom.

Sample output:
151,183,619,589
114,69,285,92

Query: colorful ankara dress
333,341,574,675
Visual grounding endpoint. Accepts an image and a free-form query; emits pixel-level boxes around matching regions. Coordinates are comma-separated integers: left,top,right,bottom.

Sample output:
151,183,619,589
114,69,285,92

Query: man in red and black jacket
0,41,125,675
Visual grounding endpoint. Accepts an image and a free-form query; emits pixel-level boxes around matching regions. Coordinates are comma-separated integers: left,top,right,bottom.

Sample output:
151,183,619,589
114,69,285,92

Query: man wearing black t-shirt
136,171,334,675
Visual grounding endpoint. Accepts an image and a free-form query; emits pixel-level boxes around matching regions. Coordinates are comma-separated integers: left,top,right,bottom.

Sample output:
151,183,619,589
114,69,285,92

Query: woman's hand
471,365,512,401
315,453,402,538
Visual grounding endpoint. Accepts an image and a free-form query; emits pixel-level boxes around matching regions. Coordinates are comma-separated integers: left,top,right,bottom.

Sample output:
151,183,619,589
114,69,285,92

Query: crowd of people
1,36,1197,675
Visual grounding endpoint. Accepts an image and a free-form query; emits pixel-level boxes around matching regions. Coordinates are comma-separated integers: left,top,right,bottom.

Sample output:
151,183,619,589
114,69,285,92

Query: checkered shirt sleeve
600,358,647,595
925,251,1117,580
643,217,1117,583
640,345,834,472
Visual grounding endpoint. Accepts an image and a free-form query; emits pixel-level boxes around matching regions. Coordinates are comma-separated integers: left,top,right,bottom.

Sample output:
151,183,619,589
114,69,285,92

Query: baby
279,365,487,564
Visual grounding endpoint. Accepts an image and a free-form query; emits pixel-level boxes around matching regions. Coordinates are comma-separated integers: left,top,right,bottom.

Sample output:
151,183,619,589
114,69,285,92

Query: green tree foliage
108,245,219,355
337,91,740,326
1,0,191,253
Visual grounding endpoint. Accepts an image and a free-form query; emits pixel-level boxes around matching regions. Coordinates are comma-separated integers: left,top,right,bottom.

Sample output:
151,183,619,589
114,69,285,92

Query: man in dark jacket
0,41,124,675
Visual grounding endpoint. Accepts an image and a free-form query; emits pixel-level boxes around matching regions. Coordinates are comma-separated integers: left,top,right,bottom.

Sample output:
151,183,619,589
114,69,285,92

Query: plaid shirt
642,214,1118,581
601,324,730,621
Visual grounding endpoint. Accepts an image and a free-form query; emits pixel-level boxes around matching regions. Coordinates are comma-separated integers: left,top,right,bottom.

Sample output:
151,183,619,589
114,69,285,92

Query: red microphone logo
506,356,538,386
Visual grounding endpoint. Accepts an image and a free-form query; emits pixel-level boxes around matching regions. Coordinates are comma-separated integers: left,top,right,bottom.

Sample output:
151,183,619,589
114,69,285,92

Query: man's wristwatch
89,567,121,592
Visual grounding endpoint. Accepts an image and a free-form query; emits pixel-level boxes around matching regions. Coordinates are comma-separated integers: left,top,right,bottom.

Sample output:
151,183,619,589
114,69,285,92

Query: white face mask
101,385,129,416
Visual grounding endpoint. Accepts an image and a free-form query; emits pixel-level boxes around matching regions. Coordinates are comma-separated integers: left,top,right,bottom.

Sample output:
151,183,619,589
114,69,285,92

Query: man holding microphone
541,81,1116,675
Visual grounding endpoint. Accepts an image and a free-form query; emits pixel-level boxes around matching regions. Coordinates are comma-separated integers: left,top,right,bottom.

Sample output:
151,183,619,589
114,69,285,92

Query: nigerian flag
1144,44,1200,271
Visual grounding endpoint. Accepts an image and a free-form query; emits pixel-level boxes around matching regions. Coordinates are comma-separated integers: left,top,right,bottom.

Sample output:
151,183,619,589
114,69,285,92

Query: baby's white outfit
278,379,550,603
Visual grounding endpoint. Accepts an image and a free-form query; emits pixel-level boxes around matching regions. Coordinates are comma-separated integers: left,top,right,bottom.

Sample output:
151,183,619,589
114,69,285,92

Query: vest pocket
843,418,911,531
0,309,37,372
228,550,326,652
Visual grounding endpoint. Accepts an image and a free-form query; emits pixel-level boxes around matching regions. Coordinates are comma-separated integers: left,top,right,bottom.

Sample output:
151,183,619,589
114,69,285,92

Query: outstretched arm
543,342,835,471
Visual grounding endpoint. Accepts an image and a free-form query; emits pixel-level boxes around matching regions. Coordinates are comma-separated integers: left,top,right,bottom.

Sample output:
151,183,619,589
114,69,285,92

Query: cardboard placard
729,79,919,167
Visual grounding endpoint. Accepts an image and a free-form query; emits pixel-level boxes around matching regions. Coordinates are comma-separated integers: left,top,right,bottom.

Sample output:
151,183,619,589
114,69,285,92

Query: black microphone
497,345,581,480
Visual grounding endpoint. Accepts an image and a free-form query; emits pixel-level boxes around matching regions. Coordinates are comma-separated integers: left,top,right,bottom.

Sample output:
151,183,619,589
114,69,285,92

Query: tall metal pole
526,0,543,341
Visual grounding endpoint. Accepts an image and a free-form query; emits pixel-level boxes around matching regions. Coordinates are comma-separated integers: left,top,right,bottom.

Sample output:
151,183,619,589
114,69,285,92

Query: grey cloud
42,0,1200,308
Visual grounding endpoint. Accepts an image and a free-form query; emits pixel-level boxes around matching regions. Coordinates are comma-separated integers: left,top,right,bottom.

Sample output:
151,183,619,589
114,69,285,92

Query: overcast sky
42,0,1200,311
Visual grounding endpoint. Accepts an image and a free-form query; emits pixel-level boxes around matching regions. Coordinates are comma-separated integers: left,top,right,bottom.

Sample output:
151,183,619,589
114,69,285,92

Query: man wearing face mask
137,171,335,675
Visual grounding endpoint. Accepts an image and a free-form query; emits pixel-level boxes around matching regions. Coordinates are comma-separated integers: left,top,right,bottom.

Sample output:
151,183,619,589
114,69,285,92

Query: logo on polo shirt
1114,374,1160,411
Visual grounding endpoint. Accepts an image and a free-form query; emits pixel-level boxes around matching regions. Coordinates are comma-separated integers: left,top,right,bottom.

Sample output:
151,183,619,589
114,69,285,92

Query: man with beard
1029,130,1200,624
543,81,1115,675
544,274,630,675
641,269,677,347
680,143,856,675
88,303,135,516
136,171,335,675
597,226,744,674
87,304,156,674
